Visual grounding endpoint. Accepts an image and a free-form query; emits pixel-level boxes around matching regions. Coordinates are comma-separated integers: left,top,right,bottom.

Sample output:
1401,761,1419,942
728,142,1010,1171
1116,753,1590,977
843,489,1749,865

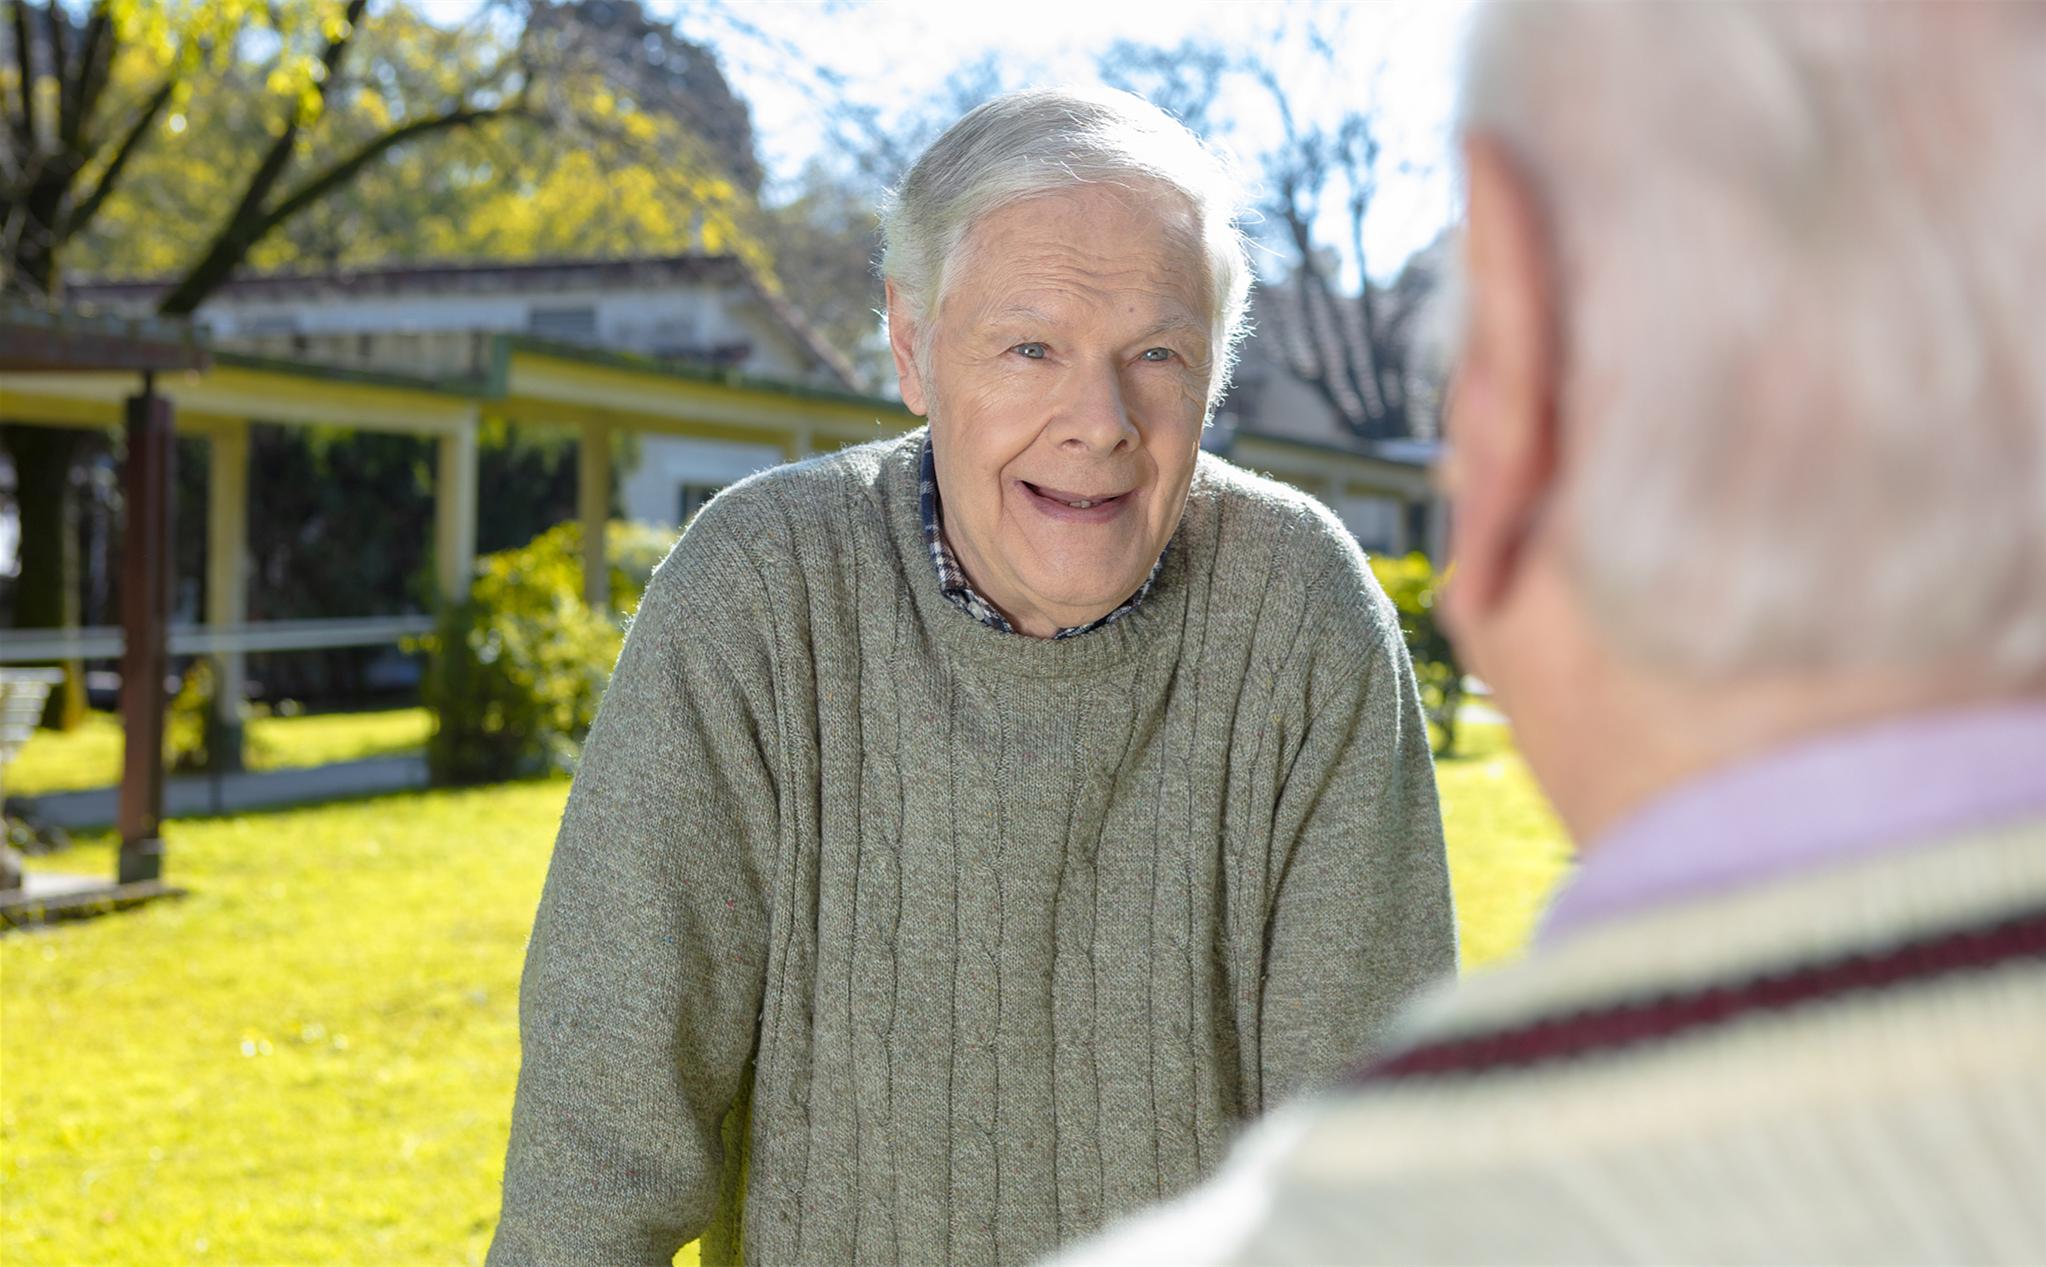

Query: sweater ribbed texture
487,430,1457,1267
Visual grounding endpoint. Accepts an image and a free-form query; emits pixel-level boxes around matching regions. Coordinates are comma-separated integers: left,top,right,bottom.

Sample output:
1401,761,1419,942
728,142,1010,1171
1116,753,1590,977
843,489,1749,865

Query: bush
1369,552,1465,757
165,661,215,774
420,521,676,786
605,520,676,616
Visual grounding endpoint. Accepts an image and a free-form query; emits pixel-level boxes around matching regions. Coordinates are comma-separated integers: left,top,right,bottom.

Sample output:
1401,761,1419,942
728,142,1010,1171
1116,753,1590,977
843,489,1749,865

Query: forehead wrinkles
940,186,1211,332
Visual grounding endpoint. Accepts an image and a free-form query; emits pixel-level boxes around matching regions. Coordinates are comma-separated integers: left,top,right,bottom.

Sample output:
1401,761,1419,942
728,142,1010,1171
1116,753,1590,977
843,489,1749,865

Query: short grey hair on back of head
1459,1,2046,683
880,87,1254,412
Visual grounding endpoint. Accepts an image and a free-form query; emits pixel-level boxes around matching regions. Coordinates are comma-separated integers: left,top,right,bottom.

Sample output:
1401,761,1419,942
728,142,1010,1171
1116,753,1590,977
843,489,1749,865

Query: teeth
1068,499,1095,509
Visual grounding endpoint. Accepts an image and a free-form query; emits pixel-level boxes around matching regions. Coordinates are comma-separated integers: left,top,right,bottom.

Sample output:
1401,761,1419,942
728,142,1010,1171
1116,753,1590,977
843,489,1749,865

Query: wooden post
579,419,611,612
206,421,249,771
118,381,174,884
436,415,479,605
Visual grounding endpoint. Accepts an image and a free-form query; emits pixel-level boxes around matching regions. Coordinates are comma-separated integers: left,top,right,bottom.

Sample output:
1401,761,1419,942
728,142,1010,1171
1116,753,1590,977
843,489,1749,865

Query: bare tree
1254,67,1417,442
1098,35,1444,443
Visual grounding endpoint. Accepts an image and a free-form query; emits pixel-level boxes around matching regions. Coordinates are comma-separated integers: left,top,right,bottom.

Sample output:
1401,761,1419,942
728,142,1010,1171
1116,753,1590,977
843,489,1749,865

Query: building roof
65,253,861,392
0,302,210,374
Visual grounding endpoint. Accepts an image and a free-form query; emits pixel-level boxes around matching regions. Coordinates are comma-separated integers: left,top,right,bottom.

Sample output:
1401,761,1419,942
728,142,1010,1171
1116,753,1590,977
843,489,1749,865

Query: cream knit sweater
1055,815,2046,1264
487,431,1457,1266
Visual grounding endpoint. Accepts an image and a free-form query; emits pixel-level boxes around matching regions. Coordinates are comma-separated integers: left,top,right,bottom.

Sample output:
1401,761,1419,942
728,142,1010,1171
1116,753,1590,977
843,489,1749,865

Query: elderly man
1054,4,2046,1263
486,88,1455,1266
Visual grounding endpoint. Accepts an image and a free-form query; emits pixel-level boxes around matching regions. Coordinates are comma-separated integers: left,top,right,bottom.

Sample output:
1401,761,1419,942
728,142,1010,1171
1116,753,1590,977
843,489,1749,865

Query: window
240,314,299,337
527,305,599,343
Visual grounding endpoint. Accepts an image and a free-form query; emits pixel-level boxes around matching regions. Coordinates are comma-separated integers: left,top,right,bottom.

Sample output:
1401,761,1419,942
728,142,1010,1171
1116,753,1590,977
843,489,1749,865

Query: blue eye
1141,347,1175,362
1013,342,1048,359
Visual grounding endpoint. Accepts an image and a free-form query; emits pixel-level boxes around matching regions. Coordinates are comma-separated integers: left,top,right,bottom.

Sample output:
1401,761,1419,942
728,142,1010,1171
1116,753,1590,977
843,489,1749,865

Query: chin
1034,569,1146,619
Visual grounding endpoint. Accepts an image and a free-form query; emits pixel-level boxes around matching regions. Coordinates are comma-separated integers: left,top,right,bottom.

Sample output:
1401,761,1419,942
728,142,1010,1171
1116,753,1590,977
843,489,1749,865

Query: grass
1436,722,1576,968
2,781,564,1267
0,719,1570,1266
4,708,433,798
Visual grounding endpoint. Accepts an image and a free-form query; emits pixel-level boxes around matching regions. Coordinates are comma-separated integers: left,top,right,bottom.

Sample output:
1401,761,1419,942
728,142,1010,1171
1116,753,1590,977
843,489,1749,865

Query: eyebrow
1133,314,1209,344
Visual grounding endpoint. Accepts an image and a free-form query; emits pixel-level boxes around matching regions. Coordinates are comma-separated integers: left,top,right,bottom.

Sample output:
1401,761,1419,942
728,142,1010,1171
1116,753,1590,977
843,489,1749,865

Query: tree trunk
2,424,88,729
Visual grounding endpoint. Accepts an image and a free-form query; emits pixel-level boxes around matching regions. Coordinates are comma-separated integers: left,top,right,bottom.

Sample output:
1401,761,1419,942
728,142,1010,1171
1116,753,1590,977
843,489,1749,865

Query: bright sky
679,0,1474,282
422,0,1477,282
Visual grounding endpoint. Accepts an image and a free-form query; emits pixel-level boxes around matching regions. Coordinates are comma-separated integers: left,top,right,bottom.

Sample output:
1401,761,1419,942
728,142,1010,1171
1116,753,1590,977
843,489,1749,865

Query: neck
1491,568,2041,850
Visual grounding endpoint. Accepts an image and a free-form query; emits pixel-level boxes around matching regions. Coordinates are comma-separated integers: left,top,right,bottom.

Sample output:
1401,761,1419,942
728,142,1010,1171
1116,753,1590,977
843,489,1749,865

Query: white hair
1459,2,2046,681
880,87,1254,411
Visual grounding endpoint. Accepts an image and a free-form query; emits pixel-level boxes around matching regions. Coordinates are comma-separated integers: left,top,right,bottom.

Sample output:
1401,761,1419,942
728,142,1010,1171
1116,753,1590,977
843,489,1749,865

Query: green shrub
605,520,676,616
166,660,262,774
420,521,677,786
165,661,214,774
1369,551,1466,757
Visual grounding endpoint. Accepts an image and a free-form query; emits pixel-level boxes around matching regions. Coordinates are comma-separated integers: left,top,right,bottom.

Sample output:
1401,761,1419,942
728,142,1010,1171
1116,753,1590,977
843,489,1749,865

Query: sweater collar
1538,701,2046,947
916,433,1169,641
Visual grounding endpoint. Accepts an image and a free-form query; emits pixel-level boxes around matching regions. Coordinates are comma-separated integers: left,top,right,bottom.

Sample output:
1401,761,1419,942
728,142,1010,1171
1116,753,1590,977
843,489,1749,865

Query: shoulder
689,433,904,548
630,433,911,635
1190,451,1401,653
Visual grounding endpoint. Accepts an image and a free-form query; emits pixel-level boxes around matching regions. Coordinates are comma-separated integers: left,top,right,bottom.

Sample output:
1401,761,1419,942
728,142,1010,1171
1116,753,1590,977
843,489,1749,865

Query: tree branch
11,0,38,150
1340,120,1406,433
42,0,67,128
58,68,175,241
60,4,112,152
1341,188,1393,424
156,0,369,315
263,102,523,232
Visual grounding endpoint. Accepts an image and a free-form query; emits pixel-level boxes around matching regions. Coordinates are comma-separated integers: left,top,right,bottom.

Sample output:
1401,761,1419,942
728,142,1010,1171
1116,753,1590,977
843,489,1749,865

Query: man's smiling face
892,181,1214,637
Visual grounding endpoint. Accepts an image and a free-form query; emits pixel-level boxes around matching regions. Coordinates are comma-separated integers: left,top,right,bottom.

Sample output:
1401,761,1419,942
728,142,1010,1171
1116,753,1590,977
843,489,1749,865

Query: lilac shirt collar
1536,701,2046,947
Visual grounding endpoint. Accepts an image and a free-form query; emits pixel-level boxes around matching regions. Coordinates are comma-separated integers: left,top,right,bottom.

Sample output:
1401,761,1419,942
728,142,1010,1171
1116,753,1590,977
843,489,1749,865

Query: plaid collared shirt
918,435,1166,639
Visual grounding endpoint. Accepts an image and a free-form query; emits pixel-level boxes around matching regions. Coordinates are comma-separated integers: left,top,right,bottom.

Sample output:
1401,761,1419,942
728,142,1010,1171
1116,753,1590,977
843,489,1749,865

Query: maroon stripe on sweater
1352,904,2046,1083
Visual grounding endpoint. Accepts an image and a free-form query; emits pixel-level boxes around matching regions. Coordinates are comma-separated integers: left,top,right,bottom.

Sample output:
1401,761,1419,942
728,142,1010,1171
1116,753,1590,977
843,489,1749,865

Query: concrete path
12,755,430,830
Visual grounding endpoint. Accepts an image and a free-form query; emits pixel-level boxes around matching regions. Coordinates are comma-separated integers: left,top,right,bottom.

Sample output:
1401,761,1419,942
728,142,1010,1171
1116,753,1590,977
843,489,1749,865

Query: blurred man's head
1442,3,2046,841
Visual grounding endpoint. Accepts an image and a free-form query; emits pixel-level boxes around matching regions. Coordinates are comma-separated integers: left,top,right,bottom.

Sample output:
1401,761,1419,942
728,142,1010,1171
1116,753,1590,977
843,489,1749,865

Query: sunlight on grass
3,708,432,797
3,780,564,1267
2,723,1568,1264
1439,722,1575,970
1,710,124,798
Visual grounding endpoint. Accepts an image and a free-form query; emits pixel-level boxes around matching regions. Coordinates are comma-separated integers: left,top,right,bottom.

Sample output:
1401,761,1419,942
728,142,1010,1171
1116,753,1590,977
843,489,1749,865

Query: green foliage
606,519,677,615
1369,551,1465,757
164,659,215,774
421,520,676,787
69,0,774,283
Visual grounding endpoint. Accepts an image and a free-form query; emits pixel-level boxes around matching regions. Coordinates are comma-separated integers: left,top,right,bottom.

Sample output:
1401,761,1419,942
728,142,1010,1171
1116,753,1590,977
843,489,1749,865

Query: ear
1444,136,1562,624
885,280,930,417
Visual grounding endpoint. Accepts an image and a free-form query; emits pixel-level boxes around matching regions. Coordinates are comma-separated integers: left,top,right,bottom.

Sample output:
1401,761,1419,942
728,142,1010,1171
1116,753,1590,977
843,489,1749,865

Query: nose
1049,360,1139,455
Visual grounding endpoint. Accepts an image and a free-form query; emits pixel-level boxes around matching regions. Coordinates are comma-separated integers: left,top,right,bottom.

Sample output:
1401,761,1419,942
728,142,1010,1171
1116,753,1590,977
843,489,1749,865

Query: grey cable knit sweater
487,430,1456,1267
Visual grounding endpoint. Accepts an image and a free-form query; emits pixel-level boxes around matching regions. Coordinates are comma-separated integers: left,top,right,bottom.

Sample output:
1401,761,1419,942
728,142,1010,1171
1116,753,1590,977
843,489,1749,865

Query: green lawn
2,781,562,1267
4,707,434,798
1,719,1570,1266
1436,722,1576,968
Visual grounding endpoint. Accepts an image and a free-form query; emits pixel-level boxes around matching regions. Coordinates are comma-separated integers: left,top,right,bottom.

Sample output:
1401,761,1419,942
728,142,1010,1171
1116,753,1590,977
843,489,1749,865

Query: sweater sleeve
1257,544,1458,1109
488,512,780,1266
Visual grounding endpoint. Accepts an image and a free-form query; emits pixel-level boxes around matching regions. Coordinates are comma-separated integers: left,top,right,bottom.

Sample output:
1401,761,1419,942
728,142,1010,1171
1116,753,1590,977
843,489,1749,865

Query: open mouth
1021,481,1130,511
